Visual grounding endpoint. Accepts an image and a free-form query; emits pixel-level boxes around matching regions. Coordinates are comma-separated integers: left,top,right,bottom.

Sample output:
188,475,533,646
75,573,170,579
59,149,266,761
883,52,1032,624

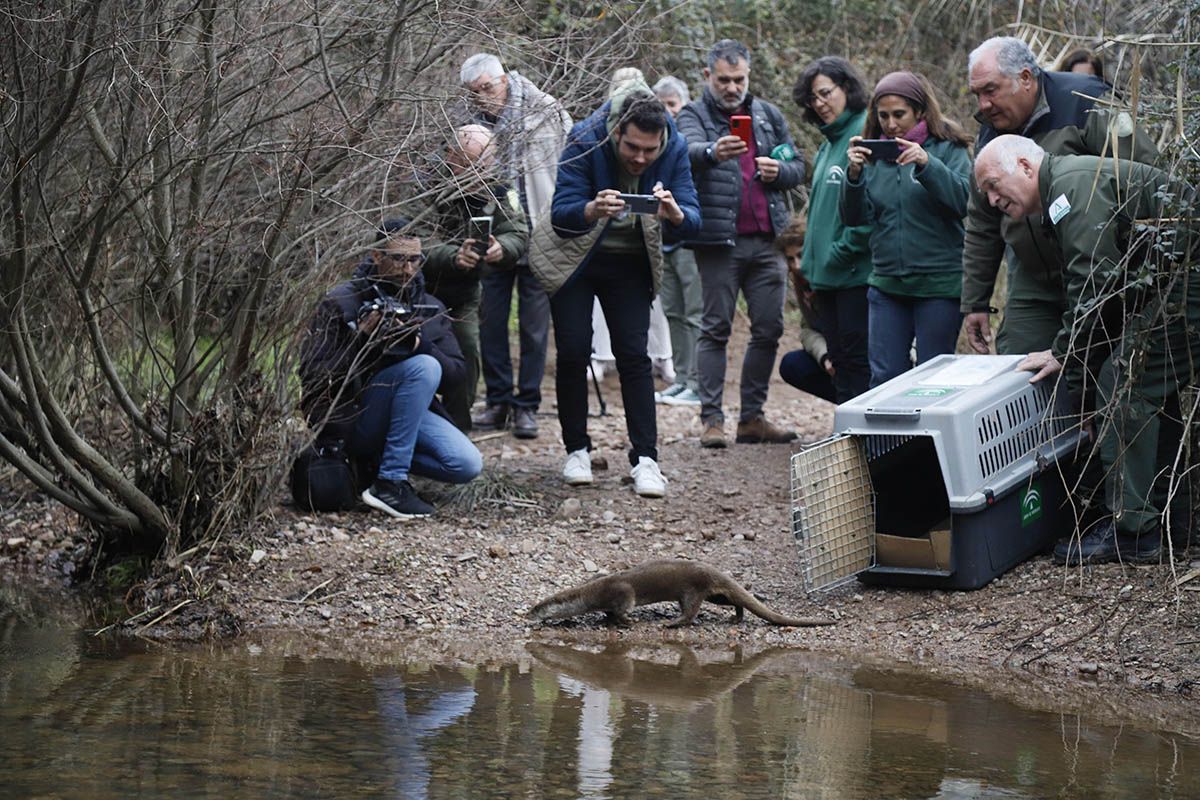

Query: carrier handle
863,408,921,423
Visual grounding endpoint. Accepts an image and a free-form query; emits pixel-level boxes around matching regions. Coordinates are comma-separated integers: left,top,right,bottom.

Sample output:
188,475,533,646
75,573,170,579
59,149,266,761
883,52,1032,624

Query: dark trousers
550,250,656,467
779,350,837,404
812,286,870,403
479,264,549,410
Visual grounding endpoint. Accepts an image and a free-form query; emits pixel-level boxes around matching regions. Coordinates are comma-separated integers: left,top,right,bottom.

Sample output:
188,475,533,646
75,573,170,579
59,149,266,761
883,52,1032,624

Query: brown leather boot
700,419,727,449
735,415,798,444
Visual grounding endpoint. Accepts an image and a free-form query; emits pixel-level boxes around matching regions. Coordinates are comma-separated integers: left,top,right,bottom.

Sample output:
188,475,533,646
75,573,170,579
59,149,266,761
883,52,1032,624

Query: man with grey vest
676,40,805,448
961,36,1158,356
460,53,571,439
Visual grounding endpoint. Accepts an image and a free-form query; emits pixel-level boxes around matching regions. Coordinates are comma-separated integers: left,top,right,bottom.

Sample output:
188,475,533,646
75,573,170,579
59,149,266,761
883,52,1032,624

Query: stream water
1,597,1196,799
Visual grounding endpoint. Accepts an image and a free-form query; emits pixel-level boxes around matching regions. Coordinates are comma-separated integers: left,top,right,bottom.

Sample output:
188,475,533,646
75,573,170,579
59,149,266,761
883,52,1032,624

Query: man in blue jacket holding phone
529,81,700,498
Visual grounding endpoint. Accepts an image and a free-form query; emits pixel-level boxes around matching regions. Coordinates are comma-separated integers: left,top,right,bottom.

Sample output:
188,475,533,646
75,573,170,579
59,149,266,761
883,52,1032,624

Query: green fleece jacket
422,184,527,311
841,137,971,299
800,109,872,291
1039,153,1199,397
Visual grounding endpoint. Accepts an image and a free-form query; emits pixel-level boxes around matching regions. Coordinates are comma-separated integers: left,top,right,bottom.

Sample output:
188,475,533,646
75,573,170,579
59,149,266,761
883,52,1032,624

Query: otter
526,559,836,628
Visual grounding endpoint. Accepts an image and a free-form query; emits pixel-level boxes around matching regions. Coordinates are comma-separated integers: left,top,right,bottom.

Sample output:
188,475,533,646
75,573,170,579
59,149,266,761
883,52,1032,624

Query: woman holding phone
792,57,873,403
841,71,971,387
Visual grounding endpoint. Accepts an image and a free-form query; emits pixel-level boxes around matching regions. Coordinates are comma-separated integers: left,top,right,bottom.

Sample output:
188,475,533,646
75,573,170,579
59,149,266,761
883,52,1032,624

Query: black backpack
289,439,360,511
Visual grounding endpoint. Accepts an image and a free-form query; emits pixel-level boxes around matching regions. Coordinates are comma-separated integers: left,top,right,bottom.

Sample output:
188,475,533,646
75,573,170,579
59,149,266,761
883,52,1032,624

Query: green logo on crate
1020,483,1043,527
904,387,956,397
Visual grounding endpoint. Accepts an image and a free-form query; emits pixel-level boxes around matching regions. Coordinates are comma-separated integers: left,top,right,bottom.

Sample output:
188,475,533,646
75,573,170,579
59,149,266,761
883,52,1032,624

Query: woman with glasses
842,71,971,387
792,57,873,402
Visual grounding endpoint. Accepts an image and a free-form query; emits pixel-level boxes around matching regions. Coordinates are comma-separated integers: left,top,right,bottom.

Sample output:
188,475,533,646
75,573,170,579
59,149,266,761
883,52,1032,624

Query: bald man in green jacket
975,135,1198,565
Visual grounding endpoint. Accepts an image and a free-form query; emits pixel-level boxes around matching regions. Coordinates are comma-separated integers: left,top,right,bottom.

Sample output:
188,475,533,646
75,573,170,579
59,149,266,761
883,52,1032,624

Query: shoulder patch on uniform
1048,193,1071,224
507,188,521,214
1111,111,1134,138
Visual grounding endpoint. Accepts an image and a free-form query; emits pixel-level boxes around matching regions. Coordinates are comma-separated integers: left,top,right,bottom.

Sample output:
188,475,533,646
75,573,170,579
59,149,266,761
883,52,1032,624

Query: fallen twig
137,599,195,632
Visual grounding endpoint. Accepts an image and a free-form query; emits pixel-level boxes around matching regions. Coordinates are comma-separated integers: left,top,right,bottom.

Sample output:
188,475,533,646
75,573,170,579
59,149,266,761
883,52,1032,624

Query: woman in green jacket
842,71,972,387
793,57,873,402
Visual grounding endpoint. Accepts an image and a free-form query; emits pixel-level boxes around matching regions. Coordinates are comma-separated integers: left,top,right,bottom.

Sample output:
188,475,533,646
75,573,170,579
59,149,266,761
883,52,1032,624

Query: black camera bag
290,438,359,512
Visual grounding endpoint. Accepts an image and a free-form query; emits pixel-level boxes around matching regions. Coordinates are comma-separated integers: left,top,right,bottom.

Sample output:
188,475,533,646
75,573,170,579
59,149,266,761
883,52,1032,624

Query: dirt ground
3,312,1199,735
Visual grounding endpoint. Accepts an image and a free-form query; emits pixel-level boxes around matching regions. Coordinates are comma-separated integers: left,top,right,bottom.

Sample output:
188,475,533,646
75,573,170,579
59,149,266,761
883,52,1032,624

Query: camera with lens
358,296,438,357
359,295,418,327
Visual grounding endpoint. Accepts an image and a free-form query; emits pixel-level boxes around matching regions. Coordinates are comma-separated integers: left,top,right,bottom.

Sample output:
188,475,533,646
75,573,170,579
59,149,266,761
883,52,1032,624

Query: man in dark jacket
422,125,528,432
961,36,1158,356
529,82,700,498
675,39,806,448
299,219,483,519
976,136,1199,564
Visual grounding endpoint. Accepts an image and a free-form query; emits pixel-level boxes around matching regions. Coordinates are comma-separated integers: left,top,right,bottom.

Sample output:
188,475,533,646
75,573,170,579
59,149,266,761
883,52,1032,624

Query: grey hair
460,53,505,85
707,39,751,70
977,134,1045,174
652,76,690,104
968,36,1040,79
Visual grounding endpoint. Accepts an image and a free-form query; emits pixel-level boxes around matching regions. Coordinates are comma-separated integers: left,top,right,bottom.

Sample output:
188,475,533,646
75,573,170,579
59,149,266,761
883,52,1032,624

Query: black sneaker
1053,518,1160,566
361,479,434,519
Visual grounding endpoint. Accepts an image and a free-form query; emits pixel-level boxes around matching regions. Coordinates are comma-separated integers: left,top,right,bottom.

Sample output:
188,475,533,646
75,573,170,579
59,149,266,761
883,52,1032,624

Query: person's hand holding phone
483,235,503,264
651,181,684,226
894,137,929,168
846,135,870,181
455,241,483,270
712,134,748,162
585,188,625,223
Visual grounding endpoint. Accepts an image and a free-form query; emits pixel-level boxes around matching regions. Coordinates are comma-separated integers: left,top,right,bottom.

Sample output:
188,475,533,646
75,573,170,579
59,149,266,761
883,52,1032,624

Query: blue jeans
867,288,962,387
347,355,482,483
480,264,549,409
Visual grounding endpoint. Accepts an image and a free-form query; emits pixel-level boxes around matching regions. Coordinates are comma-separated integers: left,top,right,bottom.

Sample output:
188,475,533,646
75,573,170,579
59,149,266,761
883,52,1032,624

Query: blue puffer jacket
550,94,701,247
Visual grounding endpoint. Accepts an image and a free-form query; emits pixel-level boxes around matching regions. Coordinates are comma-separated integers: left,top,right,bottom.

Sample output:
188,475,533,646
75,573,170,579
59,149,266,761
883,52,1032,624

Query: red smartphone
730,115,753,148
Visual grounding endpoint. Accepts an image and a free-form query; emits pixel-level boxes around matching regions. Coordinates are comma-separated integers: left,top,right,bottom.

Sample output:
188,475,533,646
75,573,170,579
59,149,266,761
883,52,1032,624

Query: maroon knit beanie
872,71,927,110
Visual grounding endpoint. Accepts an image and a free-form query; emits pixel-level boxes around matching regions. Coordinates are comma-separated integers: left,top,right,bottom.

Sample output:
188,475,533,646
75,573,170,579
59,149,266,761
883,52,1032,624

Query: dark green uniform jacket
841,137,970,299
800,109,873,291
422,184,528,312
961,71,1159,316
1038,153,1199,397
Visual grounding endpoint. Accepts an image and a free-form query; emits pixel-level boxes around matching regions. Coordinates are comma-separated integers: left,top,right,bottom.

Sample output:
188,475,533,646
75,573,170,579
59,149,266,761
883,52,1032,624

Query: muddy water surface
1,608,1196,799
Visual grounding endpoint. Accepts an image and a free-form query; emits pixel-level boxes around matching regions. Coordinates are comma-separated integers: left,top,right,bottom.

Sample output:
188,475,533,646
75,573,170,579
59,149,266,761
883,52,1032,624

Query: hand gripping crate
791,354,1086,591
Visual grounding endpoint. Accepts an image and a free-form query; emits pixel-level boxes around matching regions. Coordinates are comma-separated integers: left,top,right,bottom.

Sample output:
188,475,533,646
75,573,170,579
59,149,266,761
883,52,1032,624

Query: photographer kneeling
300,218,482,519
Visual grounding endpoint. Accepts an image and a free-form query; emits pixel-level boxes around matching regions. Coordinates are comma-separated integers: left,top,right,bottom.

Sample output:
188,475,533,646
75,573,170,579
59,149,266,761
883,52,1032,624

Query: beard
718,89,747,112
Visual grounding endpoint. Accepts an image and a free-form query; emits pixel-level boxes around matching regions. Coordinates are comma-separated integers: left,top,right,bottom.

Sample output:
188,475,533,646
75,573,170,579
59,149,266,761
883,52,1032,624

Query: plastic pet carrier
791,355,1086,591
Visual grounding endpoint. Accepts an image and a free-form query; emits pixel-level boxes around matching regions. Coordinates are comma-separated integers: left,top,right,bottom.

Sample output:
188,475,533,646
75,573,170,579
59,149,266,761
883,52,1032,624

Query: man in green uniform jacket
962,36,1158,356
423,124,528,431
975,134,1199,565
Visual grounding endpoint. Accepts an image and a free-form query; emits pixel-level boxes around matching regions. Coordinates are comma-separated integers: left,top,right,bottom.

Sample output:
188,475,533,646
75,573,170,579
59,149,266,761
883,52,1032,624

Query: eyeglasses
380,252,424,266
808,85,841,107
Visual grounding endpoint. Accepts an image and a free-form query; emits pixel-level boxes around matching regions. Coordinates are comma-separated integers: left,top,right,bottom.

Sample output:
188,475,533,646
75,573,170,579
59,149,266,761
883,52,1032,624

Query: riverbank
2,318,1198,734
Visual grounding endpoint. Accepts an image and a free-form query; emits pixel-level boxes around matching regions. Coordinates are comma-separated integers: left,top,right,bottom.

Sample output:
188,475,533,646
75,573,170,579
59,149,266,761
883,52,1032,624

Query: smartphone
468,215,492,257
730,115,753,148
859,138,902,162
616,193,660,215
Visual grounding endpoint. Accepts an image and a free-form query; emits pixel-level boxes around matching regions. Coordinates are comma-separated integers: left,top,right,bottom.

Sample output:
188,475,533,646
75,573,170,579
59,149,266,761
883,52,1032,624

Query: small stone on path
250,549,267,564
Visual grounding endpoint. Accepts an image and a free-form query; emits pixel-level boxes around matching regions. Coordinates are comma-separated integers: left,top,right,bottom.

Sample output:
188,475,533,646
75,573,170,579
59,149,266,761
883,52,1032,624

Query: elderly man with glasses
459,53,571,439
299,218,482,520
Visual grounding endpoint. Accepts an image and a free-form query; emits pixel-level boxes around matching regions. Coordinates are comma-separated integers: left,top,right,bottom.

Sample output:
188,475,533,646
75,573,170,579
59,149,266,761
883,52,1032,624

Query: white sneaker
655,383,686,404
663,387,701,407
563,449,593,485
631,457,667,498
